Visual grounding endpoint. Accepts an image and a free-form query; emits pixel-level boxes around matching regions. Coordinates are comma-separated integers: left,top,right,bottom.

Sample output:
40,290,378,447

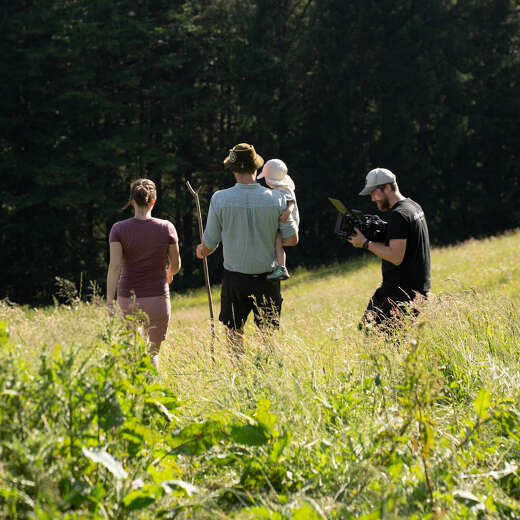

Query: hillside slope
1,231,519,518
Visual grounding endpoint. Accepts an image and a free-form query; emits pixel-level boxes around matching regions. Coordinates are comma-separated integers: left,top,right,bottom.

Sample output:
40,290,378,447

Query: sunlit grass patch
1,230,520,518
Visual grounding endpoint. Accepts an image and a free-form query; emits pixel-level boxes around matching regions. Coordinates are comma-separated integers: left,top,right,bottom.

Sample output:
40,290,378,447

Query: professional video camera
328,197,387,242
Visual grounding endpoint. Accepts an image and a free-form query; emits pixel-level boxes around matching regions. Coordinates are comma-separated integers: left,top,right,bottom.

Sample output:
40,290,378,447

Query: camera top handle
328,197,349,215
328,197,364,219
328,197,355,238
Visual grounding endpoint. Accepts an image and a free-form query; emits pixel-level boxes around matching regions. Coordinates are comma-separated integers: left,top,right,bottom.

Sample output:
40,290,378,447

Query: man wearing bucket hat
348,167,431,329
196,143,299,357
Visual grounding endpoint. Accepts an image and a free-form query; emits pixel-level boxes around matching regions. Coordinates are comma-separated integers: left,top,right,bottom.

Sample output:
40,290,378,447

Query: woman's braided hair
123,178,157,209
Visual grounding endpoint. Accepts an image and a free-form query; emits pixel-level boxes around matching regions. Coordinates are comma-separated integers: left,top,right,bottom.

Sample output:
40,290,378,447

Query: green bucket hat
223,143,264,173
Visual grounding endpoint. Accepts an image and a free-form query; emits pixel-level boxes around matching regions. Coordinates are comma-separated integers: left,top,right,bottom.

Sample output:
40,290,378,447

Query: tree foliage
1,0,518,302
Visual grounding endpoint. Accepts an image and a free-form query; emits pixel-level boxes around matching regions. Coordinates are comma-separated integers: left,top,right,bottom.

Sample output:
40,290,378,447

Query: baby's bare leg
275,232,286,267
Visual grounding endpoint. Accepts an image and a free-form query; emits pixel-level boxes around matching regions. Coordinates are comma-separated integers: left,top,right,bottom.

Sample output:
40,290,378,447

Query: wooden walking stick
186,181,215,363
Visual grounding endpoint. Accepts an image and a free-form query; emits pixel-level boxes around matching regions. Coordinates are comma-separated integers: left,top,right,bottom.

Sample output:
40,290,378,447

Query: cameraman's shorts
219,269,282,331
360,285,427,331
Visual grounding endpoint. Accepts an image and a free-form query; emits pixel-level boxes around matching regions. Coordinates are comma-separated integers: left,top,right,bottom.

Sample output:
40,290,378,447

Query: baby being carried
258,159,299,280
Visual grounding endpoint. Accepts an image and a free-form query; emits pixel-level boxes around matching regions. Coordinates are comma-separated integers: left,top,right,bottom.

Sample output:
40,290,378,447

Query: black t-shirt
381,198,431,294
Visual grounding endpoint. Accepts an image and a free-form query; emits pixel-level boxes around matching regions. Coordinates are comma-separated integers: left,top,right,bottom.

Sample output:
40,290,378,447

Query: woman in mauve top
106,178,181,369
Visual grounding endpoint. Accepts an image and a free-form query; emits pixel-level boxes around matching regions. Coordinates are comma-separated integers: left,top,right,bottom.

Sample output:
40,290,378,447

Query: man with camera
348,168,431,329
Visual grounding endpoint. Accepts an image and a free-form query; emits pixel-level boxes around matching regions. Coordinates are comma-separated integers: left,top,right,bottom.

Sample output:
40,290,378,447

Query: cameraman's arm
367,238,406,265
348,228,406,266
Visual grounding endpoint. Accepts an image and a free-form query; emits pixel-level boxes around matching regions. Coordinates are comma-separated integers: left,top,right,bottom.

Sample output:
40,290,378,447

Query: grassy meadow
1,231,520,519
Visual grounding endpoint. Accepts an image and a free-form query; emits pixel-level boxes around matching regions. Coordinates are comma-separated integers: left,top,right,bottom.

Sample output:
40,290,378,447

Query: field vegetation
1,231,520,519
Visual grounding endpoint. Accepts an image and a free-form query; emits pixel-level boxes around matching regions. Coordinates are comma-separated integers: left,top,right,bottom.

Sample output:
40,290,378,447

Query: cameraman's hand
347,228,367,248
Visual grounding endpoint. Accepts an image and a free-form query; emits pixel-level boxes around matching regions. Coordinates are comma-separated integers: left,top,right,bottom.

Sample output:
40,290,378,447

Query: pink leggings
118,294,171,343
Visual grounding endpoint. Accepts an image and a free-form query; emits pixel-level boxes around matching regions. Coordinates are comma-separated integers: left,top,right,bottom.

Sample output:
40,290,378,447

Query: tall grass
1,230,520,518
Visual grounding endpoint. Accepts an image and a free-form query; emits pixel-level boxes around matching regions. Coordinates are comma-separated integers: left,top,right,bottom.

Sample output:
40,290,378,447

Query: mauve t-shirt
109,217,178,298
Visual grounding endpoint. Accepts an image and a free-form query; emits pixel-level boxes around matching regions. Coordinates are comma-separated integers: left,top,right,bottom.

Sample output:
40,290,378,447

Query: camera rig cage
328,197,388,242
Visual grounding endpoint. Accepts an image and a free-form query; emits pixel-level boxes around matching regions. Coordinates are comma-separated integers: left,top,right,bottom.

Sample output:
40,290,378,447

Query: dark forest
1,0,519,303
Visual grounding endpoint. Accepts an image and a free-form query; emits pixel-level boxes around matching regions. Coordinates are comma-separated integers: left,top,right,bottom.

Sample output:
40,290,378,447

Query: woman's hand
106,242,123,312
166,265,174,284
168,242,181,282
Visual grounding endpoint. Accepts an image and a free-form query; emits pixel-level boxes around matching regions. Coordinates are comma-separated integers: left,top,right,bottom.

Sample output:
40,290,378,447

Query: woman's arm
106,242,123,306
167,242,181,283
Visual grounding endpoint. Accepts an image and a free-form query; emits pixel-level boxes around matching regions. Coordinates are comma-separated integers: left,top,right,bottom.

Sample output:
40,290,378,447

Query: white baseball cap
359,168,396,196
258,159,295,190
257,159,287,180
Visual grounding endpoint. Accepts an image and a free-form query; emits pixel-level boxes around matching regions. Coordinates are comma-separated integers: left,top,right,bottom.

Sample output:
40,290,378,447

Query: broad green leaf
387,462,404,478
420,421,435,458
148,394,181,410
161,480,198,496
2,390,19,397
206,452,240,467
98,384,125,430
356,511,381,520
255,398,278,436
231,424,269,446
82,447,127,479
148,457,182,483
270,430,291,462
126,422,159,445
170,420,227,455
0,322,9,346
473,388,491,419
291,503,322,519
59,478,91,507
234,506,285,519
89,484,107,502
122,489,159,511
146,398,177,422
453,489,485,511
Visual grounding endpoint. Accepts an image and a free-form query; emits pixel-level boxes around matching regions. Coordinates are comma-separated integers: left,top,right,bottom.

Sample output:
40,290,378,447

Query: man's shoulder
403,198,425,219
258,185,286,203
392,198,421,215
255,187,287,208
209,187,230,206
265,187,286,198
211,184,284,205
210,187,229,198
210,185,244,198
391,199,426,227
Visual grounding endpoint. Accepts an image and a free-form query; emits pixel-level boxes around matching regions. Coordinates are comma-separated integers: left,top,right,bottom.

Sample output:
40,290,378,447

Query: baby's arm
280,200,295,222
